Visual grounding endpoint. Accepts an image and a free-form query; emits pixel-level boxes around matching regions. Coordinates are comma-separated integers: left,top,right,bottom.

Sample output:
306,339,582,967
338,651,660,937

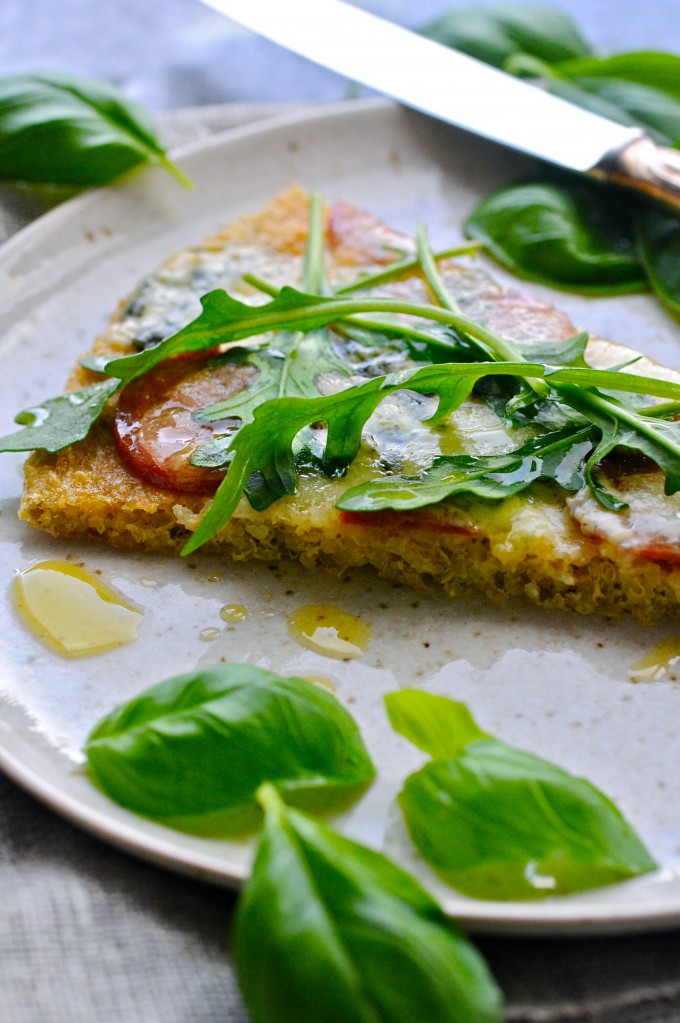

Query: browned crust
18,186,680,621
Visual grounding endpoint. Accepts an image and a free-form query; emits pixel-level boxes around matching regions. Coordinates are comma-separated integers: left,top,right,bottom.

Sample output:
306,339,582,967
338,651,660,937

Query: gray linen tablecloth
1,103,679,1023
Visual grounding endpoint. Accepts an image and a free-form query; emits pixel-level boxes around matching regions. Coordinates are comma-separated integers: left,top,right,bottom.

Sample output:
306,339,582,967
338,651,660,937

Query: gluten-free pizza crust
20,186,680,620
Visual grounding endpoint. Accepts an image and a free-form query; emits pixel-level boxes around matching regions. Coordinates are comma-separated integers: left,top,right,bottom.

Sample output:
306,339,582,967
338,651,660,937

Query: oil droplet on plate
13,560,143,658
219,603,249,624
304,675,338,693
199,627,222,642
629,637,680,682
288,604,371,660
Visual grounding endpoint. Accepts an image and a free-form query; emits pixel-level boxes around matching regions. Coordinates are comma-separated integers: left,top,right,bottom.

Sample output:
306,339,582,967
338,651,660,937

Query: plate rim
0,97,679,937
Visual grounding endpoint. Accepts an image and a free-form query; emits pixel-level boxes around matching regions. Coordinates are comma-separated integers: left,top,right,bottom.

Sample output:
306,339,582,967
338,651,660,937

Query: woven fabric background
0,102,679,1023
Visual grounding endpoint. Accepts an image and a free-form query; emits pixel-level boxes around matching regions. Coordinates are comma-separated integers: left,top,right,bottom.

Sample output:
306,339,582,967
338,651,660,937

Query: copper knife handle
592,135,680,211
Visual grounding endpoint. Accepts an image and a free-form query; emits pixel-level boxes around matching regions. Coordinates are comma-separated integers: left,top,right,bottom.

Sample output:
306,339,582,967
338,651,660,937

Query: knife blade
199,0,680,209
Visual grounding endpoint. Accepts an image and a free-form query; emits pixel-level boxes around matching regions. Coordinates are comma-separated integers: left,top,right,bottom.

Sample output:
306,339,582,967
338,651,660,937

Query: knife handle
592,135,680,211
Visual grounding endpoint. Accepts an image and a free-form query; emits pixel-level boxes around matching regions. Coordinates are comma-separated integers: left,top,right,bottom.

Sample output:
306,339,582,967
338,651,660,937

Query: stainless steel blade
199,0,640,172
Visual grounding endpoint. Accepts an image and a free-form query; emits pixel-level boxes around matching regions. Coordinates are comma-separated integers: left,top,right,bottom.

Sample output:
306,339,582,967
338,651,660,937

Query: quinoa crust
19,187,680,621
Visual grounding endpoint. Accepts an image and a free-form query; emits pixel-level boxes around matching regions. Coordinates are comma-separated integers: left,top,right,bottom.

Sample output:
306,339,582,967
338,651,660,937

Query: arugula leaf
555,381,680,494
194,193,351,434
386,691,657,901
465,181,647,294
0,378,119,453
337,425,595,513
0,72,189,187
234,784,502,1023
182,361,545,553
102,286,534,383
84,664,375,834
420,5,592,69
516,331,589,367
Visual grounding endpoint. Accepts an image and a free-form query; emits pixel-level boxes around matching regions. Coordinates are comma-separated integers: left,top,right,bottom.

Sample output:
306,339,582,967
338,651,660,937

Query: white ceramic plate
1,99,679,937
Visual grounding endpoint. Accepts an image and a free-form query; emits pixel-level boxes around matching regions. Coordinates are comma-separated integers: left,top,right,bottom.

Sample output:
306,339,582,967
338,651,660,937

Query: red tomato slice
114,355,257,494
328,200,415,264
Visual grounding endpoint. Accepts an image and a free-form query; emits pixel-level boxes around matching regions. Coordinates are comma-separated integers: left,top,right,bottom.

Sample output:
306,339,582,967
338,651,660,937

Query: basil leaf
0,72,188,187
543,75,680,145
465,181,647,294
556,51,680,103
635,206,680,314
420,5,591,69
0,378,119,453
385,690,489,759
387,692,657,901
84,664,375,834
234,785,502,1023
399,746,657,900
570,78,680,144
337,425,595,513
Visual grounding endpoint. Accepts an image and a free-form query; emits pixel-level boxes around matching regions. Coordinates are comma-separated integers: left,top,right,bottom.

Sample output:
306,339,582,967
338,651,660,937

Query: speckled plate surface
0,99,679,936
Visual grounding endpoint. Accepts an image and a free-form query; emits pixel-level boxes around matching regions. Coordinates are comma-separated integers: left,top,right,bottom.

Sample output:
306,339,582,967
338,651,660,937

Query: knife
199,0,680,210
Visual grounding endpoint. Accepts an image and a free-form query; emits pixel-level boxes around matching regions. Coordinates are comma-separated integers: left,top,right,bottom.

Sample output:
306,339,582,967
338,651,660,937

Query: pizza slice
9,185,680,621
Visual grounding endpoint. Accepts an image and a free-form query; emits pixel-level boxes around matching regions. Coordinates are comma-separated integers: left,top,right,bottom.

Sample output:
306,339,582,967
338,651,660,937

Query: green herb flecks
385,690,657,901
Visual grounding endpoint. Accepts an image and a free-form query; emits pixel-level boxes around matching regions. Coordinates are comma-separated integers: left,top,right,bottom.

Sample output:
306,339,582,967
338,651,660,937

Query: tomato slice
114,355,257,494
328,199,415,264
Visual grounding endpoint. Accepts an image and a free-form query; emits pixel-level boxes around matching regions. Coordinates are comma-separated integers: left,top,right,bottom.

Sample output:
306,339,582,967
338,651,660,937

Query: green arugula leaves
427,7,680,311
0,72,189,188
84,664,375,834
235,784,502,1023
386,691,657,900
0,378,119,453
6,211,680,553
337,425,595,512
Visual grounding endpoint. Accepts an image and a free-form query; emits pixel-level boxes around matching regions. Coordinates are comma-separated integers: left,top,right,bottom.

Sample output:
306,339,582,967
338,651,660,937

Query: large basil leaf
387,691,657,901
635,206,680,314
85,664,375,834
420,5,592,69
465,181,647,293
0,72,187,186
234,785,502,1023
